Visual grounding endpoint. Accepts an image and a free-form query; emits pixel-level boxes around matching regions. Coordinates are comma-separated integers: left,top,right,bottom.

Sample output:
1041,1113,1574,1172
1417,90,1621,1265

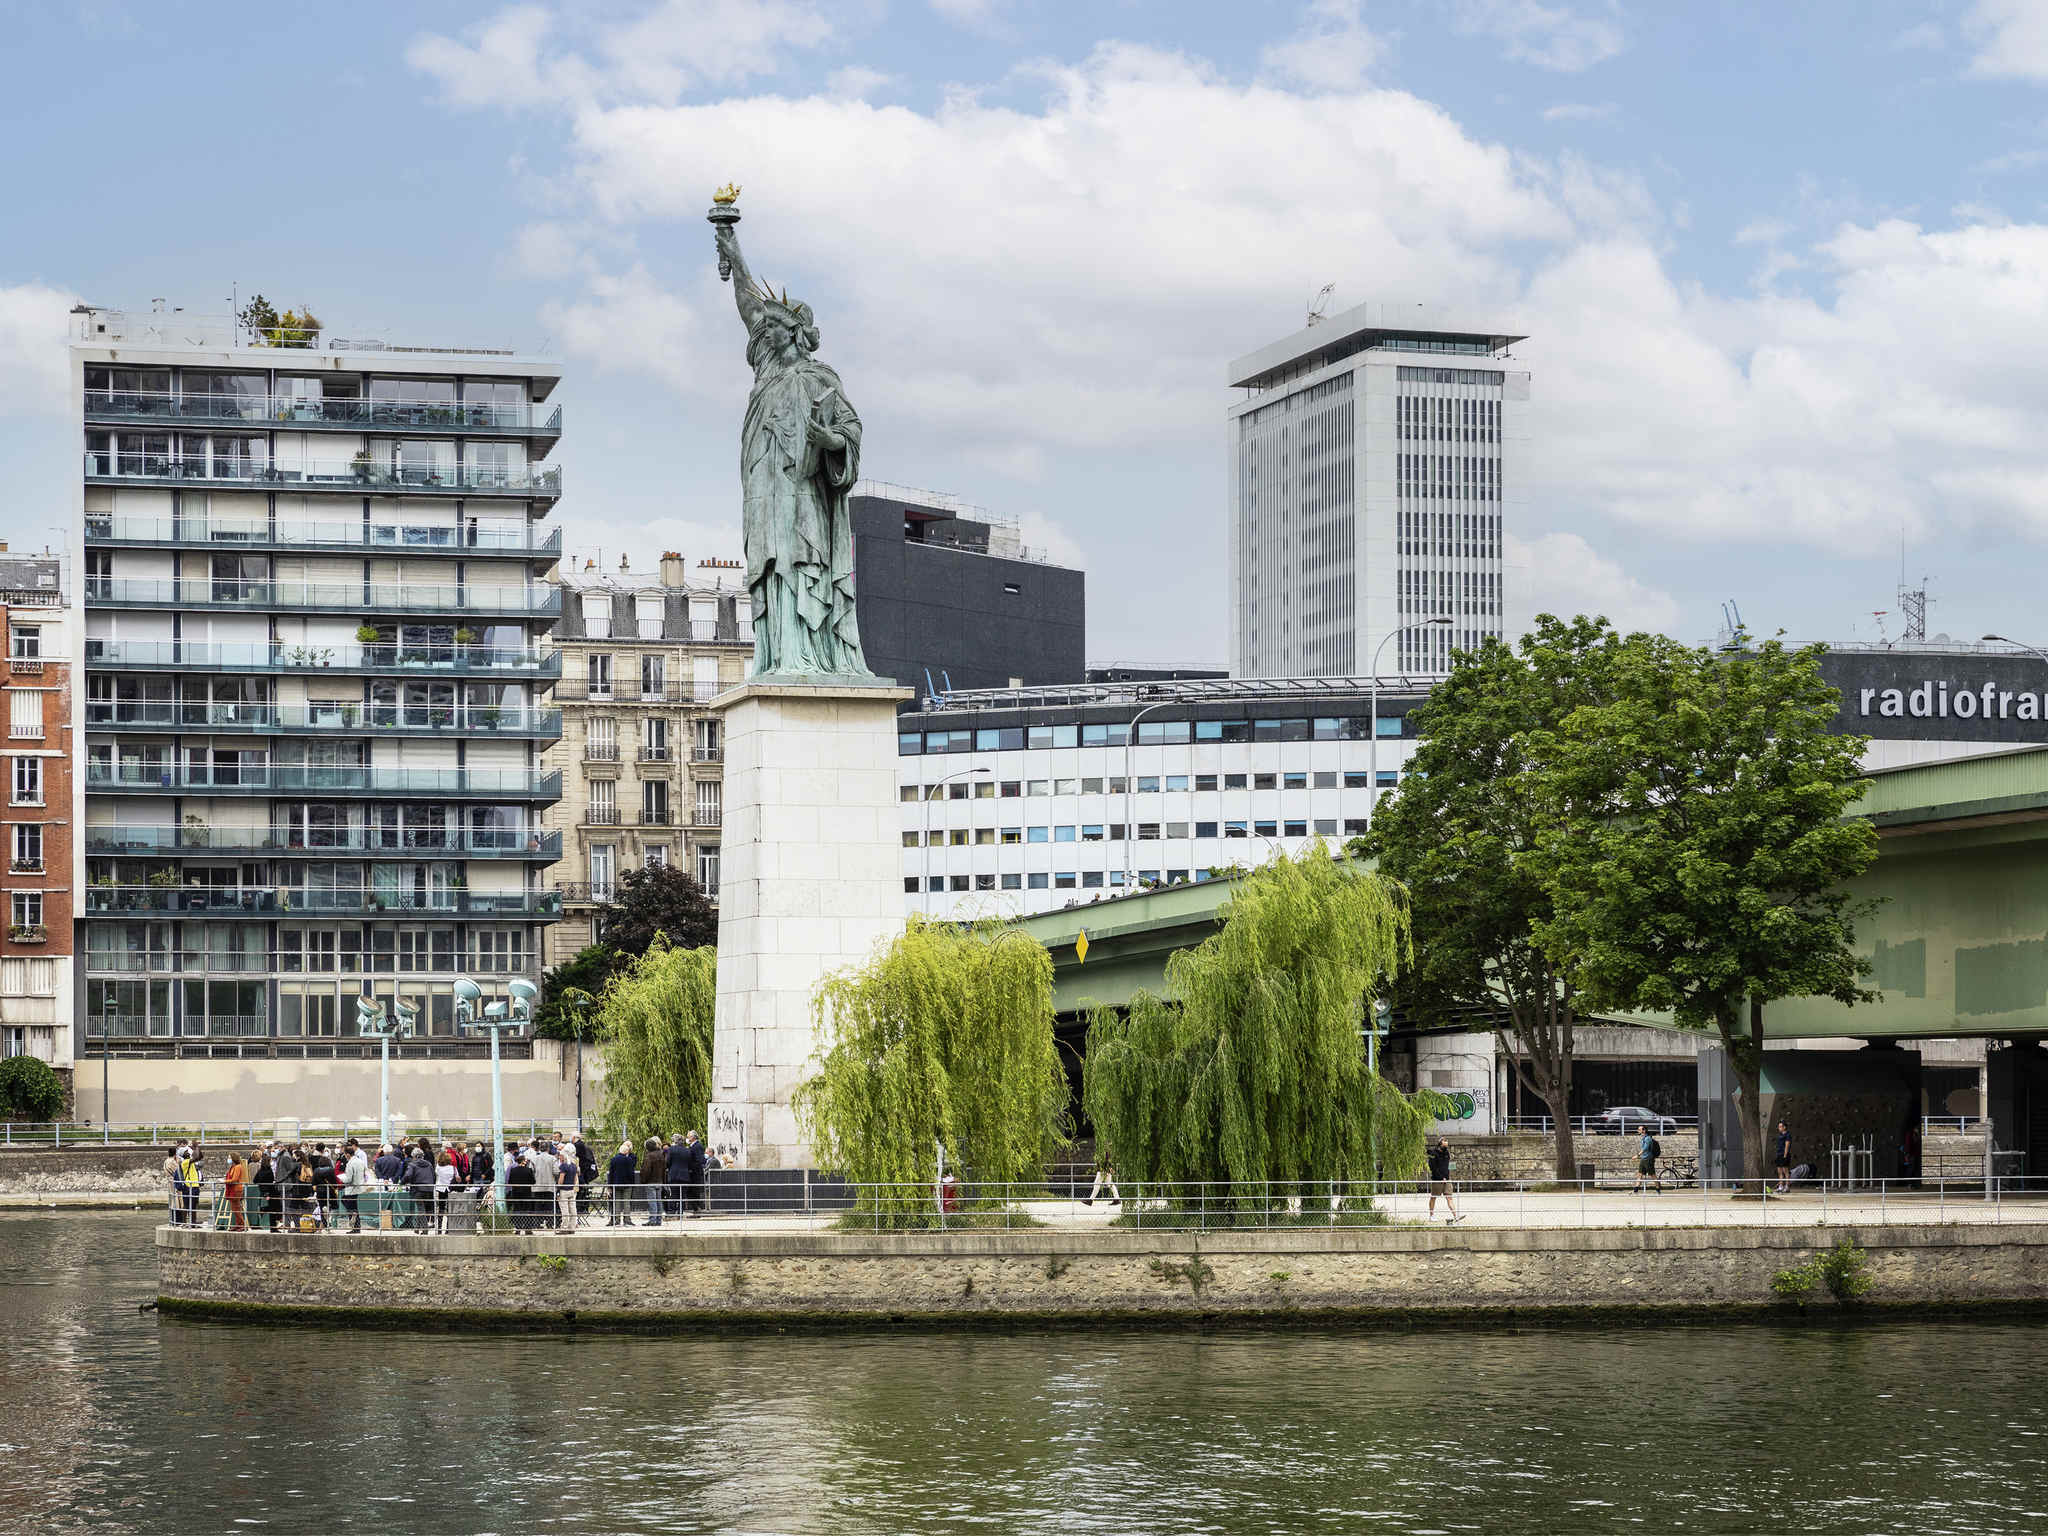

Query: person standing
506,1150,540,1234
251,1148,279,1232
341,1141,369,1232
435,1149,458,1233
607,1140,639,1227
182,1148,206,1227
163,1145,186,1226
373,1143,403,1182
555,1147,579,1233
1083,1159,1120,1207
639,1137,667,1228
573,1135,598,1220
531,1140,559,1229
1632,1128,1661,1194
664,1133,691,1222
1426,1136,1463,1224
680,1130,709,1218
223,1153,248,1231
1774,1121,1794,1194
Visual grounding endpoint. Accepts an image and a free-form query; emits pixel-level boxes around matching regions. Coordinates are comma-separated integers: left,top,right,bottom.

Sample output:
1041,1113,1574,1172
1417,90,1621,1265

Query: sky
7,0,2048,664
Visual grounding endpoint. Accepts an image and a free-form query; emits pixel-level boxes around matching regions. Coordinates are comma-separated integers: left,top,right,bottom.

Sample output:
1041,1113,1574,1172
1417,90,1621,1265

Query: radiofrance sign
1856,679,2048,722
1818,650,2048,744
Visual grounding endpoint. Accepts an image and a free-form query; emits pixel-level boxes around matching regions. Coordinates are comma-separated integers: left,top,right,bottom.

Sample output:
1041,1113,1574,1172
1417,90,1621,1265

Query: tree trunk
1544,1081,1577,1182
1722,1003,1764,1192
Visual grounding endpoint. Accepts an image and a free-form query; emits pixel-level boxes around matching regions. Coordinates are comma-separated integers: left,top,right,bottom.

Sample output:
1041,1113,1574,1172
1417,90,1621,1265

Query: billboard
1818,650,2048,745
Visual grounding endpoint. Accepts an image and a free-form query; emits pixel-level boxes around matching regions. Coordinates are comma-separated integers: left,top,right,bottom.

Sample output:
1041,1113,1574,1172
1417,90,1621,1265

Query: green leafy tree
1358,615,1626,1180
597,864,718,957
1529,633,1879,1181
1082,849,1434,1209
236,293,321,348
534,943,623,1040
794,918,1067,1212
0,1055,66,1120
591,937,717,1146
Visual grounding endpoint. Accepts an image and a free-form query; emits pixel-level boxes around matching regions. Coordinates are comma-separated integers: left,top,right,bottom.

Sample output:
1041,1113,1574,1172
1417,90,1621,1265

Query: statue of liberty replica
709,187,874,680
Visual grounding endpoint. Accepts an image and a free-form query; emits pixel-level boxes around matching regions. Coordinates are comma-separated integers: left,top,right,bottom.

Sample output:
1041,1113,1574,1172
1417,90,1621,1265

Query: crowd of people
164,1128,718,1234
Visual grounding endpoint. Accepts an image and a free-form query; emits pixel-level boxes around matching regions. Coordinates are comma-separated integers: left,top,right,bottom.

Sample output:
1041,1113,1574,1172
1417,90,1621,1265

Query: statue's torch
708,183,742,281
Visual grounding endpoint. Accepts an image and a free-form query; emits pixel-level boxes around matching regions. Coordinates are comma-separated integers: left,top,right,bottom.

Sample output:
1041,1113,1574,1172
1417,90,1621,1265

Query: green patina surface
1017,747,2048,1041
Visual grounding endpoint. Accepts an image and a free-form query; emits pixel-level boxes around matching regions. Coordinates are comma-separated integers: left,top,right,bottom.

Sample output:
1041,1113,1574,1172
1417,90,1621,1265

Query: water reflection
2,1214,2045,1534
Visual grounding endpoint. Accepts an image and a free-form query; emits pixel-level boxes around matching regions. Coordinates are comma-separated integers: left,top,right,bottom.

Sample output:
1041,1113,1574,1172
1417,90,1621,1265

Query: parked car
1594,1106,1678,1135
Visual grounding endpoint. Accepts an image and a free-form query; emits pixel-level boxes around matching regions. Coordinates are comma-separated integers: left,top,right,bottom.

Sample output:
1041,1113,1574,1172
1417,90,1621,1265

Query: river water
4,1213,2047,1535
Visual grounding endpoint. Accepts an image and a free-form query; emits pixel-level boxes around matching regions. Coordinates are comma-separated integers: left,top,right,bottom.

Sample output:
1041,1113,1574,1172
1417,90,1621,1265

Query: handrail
84,389,562,434
83,887,563,917
86,827,561,857
86,514,563,554
92,579,561,615
83,702,559,734
85,452,563,496
85,763,563,796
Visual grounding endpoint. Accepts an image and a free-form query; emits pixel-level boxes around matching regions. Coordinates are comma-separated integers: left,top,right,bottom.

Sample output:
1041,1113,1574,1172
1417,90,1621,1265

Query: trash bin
1577,1161,1597,1186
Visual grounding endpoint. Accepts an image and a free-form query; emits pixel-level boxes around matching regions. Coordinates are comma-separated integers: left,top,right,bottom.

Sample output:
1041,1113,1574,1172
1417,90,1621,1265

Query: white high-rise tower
1227,304,1528,678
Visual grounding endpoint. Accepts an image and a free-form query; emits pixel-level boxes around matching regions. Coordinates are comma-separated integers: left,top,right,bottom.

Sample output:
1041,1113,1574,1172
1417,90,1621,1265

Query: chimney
619,553,630,572
660,551,687,588
0,541,10,553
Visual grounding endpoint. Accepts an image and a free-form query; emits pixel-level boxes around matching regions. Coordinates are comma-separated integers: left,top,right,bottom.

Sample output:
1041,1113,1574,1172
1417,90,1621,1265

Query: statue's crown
712,182,741,204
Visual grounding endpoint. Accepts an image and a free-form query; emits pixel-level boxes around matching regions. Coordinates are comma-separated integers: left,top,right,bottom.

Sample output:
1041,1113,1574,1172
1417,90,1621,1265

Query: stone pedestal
709,679,912,1169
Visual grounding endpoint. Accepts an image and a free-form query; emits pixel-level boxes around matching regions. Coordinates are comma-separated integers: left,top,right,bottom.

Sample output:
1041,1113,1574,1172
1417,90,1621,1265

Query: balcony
86,827,563,861
583,743,620,763
690,809,722,828
83,389,562,447
87,640,562,681
637,809,672,827
8,925,47,944
585,808,622,826
91,578,562,618
691,747,723,763
551,679,740,703
84,452,563,503
83,887,564,919
638,747,672,764
86,762,563,801
553,882,610,906
86,513,562,559
9,656,44,676
84,701,561,739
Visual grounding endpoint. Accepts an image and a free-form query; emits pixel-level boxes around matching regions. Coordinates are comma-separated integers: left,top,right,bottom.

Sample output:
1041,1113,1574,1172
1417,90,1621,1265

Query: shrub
0,1055,65,1120
1817,1238,1872,1302
1769,1259,1818,1303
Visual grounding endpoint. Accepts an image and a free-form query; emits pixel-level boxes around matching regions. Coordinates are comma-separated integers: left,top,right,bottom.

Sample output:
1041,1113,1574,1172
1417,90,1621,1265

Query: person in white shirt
434,1149,458,1233
530,1142,559,1230
341,1141,371,1232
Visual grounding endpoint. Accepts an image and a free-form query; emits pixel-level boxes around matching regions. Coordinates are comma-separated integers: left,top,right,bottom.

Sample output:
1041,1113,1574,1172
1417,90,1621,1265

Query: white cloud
1506,530,1679,636
1454,0,1624,73
1541,101,1615,121
1966,0,2048,79
826,65,898,99
0,283,78,418
1260,0,1384,91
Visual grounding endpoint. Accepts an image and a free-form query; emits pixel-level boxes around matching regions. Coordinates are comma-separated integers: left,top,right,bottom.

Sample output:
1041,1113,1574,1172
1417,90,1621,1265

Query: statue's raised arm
713,222,764,330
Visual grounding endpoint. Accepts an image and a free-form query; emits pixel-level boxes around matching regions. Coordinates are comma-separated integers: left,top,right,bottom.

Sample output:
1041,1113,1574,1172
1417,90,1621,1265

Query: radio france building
1820,642,2048,768
1228,303,1527,680
896,676,1426,918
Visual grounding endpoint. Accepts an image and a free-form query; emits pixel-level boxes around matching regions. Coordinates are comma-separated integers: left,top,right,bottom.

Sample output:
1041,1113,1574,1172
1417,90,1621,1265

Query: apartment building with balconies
0,551,80,1070
73,304,565,1049
543,553,749,963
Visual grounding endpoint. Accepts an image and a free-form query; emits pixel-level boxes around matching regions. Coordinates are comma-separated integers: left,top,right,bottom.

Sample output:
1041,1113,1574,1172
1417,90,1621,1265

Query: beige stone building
543,553,750,965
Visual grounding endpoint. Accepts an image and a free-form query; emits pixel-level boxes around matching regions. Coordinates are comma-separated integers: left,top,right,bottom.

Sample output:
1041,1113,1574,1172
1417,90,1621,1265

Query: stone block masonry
157,1223,2048,1329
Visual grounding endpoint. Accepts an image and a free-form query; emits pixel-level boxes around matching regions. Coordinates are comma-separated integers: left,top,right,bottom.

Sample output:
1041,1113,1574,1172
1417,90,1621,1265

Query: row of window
907,814,1370,847
1397,395,1502,444
85,921,534,974
910,869,1211,894
583,844,720,897
583,717,719,754
903,767,1400,801
9,891,42,932
577,593,723,640
582,653,723,695
904,715,1408,755
10,757,44,804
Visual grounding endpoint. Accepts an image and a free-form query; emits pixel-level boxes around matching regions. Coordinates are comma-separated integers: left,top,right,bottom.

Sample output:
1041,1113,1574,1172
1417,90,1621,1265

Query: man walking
1773,1121,1794,1194
1632,1127,1661,1194
1426,1136,1463,1224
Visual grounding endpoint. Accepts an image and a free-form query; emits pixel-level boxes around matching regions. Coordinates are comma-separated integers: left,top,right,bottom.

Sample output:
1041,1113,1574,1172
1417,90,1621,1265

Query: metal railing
83,887,563,918
638,748,671,763
690,809,722,827
584,808,622,826
85,763,563,797
1497,1114,1702,1134
84,389,562,435
85,451,563,497
93,578,560,616
583,743,620,762
84,702,559,735
550,678,740,703
691,747,723,763
87,640,561,677
637,809,672,826
86,513,563,555
2,1116,571,1147
85,827,561,858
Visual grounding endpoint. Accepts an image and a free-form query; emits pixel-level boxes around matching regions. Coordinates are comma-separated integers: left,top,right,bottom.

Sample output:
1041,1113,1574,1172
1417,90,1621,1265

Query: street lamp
561,987,596,1132
101,989,114,1127
356,995,406,1148
1366,618,1452,828
1984,634,2048,663
921,765,992,914
1121,698,1181,889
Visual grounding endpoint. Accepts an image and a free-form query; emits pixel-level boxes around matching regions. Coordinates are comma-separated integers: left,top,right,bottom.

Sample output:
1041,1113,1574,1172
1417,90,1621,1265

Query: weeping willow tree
794,918,1068,1215
591,937,717,1147
1083,849,1436,1212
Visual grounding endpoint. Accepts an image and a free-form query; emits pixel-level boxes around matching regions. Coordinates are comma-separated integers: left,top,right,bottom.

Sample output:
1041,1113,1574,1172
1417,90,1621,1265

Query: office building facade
0,552,79,1069
895,677,1426,919
543,554,750,964
74,306,565,1049
849,481,1085,699
1228,304,1527,679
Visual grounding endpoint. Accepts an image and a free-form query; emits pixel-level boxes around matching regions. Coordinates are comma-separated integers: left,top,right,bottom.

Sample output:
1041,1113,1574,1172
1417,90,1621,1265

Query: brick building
0,549,78,1070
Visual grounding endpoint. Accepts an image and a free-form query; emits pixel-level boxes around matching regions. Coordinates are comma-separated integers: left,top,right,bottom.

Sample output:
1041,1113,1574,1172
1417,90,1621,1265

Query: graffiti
1442,1091,1477,1121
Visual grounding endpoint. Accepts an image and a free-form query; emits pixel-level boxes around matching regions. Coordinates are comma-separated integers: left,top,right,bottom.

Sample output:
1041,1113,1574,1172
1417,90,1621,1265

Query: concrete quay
156,1212,2048,1330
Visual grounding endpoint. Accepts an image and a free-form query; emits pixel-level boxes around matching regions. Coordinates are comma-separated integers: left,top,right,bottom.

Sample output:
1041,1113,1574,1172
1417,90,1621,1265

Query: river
3,1212,2046,1534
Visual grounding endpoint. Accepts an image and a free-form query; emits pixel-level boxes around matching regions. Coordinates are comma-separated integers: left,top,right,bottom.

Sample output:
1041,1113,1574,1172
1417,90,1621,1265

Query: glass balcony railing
91,578,561,617
83,702,560,736
86,827,562,859
86,763,563,798
83,887,565,918
84,389,562,437
86,640,562,678
84,452,563,498
85,513,563,557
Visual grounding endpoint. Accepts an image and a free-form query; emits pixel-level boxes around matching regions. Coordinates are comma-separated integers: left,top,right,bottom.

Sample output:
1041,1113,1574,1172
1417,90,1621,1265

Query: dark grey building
849,482,1084,700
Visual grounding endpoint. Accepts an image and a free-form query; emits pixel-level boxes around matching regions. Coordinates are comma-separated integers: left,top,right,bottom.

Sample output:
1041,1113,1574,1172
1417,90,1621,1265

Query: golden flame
712,182,741,204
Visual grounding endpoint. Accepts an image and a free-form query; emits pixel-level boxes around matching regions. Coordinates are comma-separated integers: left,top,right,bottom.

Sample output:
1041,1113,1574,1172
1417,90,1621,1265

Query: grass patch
830,1206,1046,1232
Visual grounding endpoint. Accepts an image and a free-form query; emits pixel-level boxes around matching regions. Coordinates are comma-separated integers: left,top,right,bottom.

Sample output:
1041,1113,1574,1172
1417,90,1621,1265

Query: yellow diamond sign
1075,930,1089,965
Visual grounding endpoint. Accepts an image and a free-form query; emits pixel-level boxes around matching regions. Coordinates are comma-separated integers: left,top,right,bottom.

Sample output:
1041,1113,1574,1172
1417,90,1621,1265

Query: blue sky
6,1,2048,661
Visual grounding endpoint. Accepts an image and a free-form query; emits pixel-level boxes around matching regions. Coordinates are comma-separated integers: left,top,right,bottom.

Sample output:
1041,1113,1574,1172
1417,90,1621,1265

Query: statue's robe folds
740,343,871,678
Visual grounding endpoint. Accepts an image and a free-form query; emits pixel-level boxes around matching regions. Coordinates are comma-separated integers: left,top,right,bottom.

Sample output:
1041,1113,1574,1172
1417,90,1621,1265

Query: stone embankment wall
157,1224,2048,1328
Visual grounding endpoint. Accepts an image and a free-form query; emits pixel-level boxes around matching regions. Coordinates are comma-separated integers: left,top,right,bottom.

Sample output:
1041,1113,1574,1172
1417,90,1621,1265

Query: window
1283,772,1307,789
1195,774,1218,792
587,715,618,760
1314,818,1338,835
590,844,615,901
1000,781,1022,798
1027,780,1050,796
899,786,919,803
1054,872,1077,890
974,781,996,799
1344,819,1368,836
1136,776,1159,793
586,654,613,699
1136,823,1160,841
640,780,670,824
1001,827,1022,845
975,873,996,891
1109,871,1128,888
581,594,611,639
948,782,971,800
1055,778,1080,796
949,875,969,892
11,757,41,805
1195,821,1217,838
8,626,39,660
1253,774,1276,791
9,690,42,738
927,876,945,893
474,930,526,971
10,892,41,932
589,779,617,821
1225,774,1248,790
1054,826,1077,843
1081,825,1105,842
697,845,720,897
1027,873,1049,890
1376,770,1398,786
1225,820,1248,838
1284,820,1308,837
902,831,921,848
948,829,968,847
1344,772,1369,789
1254,820,1277,837
1163,822,1188,839
1108,824,1126,841
1080,777,1104,794
1001,874,1022,891
903,877,920,893
1106,777,1128,795
12,824,41,871
1027,826,1049,844
643,718,670,760
640,654,666,699
637,593,663,640
1082,871,1103,888
1165,775,1189,792
1376,716,1404,738
1314,771,1337,789
645,844,669,871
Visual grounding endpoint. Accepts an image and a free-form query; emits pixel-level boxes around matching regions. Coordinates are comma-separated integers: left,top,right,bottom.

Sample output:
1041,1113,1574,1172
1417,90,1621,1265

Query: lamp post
356,995,399,1148
921,765,992,914
561,987,596,1132
1366,618,1452,828
1983,634,2048,664
101,991,114,1128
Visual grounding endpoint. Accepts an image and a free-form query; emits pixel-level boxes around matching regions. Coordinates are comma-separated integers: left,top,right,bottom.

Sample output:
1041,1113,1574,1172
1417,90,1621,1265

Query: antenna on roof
1306,283,1335,328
